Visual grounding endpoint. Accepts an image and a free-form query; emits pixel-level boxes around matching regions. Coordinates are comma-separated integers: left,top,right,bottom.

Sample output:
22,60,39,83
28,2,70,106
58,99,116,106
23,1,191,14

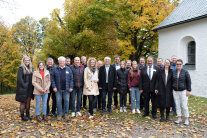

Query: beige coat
83,67,99,96
32,70,51,95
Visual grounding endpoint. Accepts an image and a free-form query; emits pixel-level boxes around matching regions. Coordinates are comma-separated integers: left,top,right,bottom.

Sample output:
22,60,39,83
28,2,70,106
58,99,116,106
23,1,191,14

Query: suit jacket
98,65,117,91
139,65,159,94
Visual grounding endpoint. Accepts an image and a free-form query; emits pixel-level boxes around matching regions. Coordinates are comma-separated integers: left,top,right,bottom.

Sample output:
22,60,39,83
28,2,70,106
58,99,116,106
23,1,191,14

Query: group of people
15,55,191,125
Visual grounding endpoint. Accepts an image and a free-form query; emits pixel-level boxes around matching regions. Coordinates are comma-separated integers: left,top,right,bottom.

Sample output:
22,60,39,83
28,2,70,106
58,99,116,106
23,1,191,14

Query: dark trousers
160,107,170,117
140,93,145,110
102,84,113,111
172,99,176,113
113,89,118,107
120,92,127,107
127,91,131,104
47,87,56,115
94,89,102,109
88,95,96,116
144,92,158,115
83,95,88,108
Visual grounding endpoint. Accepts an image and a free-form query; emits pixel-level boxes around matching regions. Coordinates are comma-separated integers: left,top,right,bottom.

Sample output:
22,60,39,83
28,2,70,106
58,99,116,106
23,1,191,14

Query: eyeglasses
176,64,182,65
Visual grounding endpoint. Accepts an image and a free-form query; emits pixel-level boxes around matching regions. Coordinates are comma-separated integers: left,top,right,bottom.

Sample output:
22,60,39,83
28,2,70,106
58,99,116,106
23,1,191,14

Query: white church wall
158,18,207,97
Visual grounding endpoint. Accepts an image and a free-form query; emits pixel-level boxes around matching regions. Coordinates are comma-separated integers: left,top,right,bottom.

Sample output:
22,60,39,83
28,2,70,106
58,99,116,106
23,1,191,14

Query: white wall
158,18,207,98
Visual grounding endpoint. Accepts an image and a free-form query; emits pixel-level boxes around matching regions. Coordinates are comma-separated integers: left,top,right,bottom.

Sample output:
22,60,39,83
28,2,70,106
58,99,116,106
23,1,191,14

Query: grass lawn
0,94,206,137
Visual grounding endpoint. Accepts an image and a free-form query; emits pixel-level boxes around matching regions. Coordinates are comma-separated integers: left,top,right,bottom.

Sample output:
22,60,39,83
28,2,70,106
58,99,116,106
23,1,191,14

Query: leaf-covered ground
0,95,206,137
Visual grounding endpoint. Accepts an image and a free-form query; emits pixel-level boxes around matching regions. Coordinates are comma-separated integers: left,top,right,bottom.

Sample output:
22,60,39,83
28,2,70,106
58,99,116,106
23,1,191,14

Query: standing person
46,58,57,117
157,59,173,122
32,61,51,122
112,56,120,109
66,57,71,66
15,56,34,121
138,57,146,111
81,56,88,109
172,59,191,125
117,61,129,112
171,55,177,115
156,58,164,70
51,56,73,121
128,61,141,114
126,60,132,105
99,57,117,114
139,56,159,119
83,58,99,119
70,57,85,117
94,60,103,111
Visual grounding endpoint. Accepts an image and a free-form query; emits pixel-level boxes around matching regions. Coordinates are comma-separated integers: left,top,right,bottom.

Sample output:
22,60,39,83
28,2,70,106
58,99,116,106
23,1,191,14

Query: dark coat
117,68,129,94
172,69,191,91
51,66,73,92
157,69,173,108
98,65,117,92
70,64,84,88
15,66,34,102
139,65,159,95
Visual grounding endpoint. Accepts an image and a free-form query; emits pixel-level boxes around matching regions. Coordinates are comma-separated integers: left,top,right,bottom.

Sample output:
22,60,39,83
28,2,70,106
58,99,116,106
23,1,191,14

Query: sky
0,0,65,26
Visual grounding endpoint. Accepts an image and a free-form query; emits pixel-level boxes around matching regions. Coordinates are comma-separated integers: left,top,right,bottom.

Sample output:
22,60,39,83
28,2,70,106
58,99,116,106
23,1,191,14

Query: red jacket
128,70,141,88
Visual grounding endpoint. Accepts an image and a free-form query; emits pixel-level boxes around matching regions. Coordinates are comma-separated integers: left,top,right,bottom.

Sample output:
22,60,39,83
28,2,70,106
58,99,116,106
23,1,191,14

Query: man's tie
149,66,151,80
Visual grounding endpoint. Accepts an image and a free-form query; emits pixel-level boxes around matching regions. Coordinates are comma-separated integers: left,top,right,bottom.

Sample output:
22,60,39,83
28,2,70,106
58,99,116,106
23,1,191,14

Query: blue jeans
35,93,48,116
131,87,140,110
71,88,83,112
55,90,70,116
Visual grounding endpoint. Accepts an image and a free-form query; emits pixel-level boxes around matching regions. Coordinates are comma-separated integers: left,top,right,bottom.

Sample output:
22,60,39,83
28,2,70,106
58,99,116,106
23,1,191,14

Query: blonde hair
21,55,33,74
87,57,97,68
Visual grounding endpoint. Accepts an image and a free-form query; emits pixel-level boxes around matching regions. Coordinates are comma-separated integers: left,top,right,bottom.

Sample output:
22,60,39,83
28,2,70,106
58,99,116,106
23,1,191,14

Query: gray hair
104,56,111,61
47,57,54,62
58,56,66,61
81,56,86,59
147,56,154,61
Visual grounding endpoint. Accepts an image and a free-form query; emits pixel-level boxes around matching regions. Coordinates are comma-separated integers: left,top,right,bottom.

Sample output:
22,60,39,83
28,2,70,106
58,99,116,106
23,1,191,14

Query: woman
117,61,129,112
83,57,99,119
32,61,51,122
15,56,34,121
157,59,173,122
128,61,141,114
172,59,191,125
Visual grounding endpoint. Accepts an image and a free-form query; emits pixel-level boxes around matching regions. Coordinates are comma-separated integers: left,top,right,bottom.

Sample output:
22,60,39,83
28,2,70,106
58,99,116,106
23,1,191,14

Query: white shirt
115,64,120,70
105,65,110,83
147,65,154,80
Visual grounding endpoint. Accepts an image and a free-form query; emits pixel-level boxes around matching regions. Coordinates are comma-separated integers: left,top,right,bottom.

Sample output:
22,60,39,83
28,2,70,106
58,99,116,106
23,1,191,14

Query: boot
21,114,28,121
26,112,32,121
166,113,170,121
36,115,41,122
43,115,48,122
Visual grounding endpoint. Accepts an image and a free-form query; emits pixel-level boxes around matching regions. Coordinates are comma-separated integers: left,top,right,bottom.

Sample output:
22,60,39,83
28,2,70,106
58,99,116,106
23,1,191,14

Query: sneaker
76,112,82,116
89,115,94,119
123,107,127,112
136,109,141,114
71,112,75,117
174,118,182,124
184,119,189,125
132,109,135,114
120,107,123,112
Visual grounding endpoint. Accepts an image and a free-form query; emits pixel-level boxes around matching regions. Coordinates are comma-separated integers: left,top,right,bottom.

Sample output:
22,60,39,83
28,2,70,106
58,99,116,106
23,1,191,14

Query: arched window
187,41,196,65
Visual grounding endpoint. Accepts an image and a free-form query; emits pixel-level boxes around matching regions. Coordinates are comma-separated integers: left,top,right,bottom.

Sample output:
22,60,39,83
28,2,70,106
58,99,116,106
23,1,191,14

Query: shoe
36,115,41,122
43,115,48,122
123,107,127,112
174,118,182,124
93,108,97,112
142,114,149,118
102,110,106,115
132,109,135,114
21,115,28,122
114,105,118,109
71,112,75,117
76,112,82,116
184,119,189,125
51,112,57,117
136,109,141,114
160,117,165,122
166,115,170,121
89,115,94,119
108,109,112,114
26,115,32,121
57,116,62,121
152,114,157,119
120,107,123,112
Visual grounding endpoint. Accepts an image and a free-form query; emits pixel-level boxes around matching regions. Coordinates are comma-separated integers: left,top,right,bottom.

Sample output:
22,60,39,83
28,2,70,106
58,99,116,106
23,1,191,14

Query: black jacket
70,64,84,88
139,65,159,94
15,66,34,102
157,69,173,108
98,65,117,91
172,69,191,91
117,68,129,94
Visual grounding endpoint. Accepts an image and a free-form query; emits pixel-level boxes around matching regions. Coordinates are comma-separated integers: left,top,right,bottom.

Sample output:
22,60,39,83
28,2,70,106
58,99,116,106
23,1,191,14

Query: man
171,55,177,115
156,58,164,70
112,56,120,108
139,56,159,119
70,57,85,117
94,60,103,111
46,58,57,117
99,57,117,114
81,56,88,109
126,60,132,70
66,57,71,66
51,56,73,121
